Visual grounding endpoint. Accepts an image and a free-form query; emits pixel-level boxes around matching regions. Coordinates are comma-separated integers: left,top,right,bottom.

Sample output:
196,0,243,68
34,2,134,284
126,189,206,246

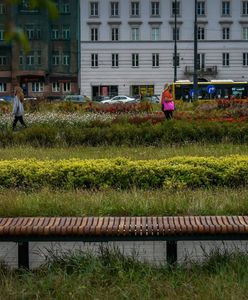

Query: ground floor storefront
90,84,156,101
0,73,79,100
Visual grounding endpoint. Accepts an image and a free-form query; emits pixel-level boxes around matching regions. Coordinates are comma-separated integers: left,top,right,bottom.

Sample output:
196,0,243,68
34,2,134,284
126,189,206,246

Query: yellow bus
171,80,248,101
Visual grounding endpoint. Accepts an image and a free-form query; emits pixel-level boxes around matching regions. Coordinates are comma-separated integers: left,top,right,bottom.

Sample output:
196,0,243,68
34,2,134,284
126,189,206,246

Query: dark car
64,95,88,103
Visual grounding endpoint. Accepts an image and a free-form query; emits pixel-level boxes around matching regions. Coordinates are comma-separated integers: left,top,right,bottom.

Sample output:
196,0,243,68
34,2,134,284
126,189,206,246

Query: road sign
189,89,194,97
207,85,216,94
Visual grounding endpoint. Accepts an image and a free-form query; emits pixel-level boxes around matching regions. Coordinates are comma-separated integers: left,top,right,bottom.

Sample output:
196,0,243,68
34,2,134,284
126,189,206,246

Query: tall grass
0,187,248,217
0,249,248,299
1,144,248,160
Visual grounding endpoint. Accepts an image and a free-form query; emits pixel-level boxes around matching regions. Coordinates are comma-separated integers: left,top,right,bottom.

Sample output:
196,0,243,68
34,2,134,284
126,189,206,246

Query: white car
101,95,136,104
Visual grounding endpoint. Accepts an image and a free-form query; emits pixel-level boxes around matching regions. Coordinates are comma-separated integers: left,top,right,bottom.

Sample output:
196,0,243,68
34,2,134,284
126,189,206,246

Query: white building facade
80,0,248,99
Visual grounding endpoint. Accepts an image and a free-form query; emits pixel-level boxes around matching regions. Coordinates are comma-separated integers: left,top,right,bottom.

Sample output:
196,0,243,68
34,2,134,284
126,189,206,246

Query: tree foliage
4,0,58,52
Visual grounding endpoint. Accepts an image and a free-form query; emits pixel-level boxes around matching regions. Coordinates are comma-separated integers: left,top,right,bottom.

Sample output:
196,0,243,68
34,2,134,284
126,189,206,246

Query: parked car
93,95,111,102
0,96,13,102
143,95,160,103
24,97,37,101
101,95,136,104
64,95,87,103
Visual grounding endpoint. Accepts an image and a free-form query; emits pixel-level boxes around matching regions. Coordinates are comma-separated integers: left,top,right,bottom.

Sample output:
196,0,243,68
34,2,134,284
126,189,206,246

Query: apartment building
80,0,248,99
0,0,79,98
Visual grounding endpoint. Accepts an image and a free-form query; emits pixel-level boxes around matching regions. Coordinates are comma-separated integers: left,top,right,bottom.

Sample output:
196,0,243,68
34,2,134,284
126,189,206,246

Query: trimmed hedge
1,156,248,189
1,120,248,146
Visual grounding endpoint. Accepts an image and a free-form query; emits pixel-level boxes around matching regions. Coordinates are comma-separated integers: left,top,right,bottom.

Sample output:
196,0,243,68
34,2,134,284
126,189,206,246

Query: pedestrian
160,84,175,119
12,86,27,130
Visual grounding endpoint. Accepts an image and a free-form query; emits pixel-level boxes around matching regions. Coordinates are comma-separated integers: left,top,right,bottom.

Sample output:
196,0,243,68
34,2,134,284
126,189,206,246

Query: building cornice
87,21,102,25
219,20,233,24
239,20,248,24
108,21,122,25
168,20,183,25
128,21,143,25
148,21,163,25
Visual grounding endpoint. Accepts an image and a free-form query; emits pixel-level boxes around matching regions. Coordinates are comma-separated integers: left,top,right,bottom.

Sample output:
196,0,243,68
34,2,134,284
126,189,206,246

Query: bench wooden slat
0,217,248,238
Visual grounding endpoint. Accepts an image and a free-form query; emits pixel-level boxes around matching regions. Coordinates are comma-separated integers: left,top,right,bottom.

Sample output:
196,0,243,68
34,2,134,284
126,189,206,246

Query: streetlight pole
174,0,177,82
193,0,198,100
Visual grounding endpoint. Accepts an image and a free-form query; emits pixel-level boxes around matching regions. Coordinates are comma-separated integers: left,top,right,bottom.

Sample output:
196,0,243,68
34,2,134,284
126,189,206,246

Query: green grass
0,249,248,299
0,187,248,217
1,143,248,160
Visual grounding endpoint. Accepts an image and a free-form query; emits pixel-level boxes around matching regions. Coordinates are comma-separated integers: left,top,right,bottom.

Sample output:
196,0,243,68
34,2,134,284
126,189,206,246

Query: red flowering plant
85,101,153,114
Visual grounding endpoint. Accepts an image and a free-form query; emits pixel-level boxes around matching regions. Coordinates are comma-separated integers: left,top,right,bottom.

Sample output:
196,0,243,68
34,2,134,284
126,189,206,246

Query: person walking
12,86,27,130
160,84,175,119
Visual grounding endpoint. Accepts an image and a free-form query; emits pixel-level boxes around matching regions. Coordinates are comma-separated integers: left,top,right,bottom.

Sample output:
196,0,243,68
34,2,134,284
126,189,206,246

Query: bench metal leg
167,241,177,264
18,242,29,270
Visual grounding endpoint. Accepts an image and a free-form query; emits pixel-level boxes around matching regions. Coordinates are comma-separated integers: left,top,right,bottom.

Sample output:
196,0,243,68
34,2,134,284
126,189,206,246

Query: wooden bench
0,216,248,269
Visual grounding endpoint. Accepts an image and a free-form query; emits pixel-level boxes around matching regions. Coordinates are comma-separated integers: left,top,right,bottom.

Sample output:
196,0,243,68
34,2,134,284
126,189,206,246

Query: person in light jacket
160,84,175,119
12,86,27,130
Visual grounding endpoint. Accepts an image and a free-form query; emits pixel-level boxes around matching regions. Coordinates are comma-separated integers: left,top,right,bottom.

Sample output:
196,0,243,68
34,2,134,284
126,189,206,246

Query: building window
51,25,59,40
91,53,98,67
0,4,7,14
110,2,119,16
243,1,248,15
62,25,70,39
0,56,7,65
172,1,180,16
63,82,71,92
111,27,119,41
19,53,23,65
152,53,159,67
197,1,205,16
131,1,140,17
61,0,70,13
37,51,41,65
243,53,248,66
25,24,39,40
63,53,70,65
25,25,34,40
151,1,160,16
173,27,180,40
222,27,230,39
52,51,60,65
173,54,180,67
131,27,140,40
32,82,44,92
26,52,34,65
0,29,4,40
112,53,119,67
91,27,98,41
197,27,205,40
52,82,60,92
151,27,160,40
222,52,229,66
243,27,248,40
197,53,205,68
222,1,230,16
132,53,139,67
0,83,7,92
90,2,99,17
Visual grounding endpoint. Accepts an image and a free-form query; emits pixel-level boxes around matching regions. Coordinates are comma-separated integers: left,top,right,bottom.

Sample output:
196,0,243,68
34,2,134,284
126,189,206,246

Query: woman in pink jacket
161,84,175,119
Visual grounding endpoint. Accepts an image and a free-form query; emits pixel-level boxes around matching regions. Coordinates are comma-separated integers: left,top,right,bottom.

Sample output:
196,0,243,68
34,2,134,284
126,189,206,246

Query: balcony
184,66,218,76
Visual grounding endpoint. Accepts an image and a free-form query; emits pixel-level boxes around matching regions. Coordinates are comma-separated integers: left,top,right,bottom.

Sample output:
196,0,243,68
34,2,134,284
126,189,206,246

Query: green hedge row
1,156,248,189
1,120,248,147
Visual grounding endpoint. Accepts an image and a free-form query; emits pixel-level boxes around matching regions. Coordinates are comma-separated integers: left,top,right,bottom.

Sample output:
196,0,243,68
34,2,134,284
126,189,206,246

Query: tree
4,0,58,51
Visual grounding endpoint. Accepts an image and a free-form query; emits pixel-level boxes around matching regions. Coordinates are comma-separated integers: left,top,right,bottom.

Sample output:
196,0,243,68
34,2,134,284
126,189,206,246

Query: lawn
1,143,248,160
0,250,248,299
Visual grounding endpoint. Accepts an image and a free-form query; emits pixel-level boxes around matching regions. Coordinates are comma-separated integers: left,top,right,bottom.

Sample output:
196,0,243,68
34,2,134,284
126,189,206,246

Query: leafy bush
1,156,248,189
2,119,248,146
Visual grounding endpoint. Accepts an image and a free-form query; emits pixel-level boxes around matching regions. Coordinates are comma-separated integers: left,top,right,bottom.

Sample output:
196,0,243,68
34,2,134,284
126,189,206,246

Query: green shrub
1,156,248,189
